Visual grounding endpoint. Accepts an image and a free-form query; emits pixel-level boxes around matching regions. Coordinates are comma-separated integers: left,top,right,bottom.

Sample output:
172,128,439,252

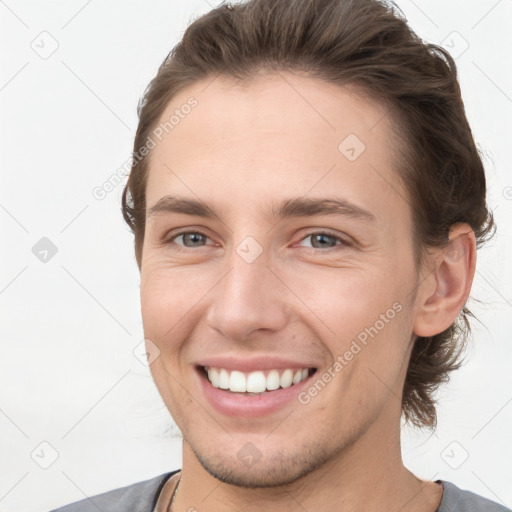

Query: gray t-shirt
49,471,510,511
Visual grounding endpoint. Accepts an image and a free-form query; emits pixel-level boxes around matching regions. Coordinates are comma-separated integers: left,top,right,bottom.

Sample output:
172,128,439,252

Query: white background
0,1,511,511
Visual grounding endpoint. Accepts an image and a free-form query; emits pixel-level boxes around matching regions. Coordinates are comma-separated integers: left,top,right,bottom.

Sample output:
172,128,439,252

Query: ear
413,224,477,338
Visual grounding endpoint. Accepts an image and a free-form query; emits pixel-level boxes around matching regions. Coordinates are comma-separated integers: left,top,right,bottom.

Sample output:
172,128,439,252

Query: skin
139,71,476,511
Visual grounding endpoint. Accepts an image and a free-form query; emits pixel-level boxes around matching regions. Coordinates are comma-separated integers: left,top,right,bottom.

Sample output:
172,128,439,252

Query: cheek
139,260,216,346
140,273,172,339
283,263,406,337
287,264,414,389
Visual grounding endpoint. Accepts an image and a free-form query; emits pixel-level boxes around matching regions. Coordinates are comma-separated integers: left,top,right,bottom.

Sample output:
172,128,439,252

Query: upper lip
196,355,318,373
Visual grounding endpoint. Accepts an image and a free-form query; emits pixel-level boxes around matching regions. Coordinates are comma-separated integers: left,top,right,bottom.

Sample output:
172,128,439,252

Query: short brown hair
122,0,495,429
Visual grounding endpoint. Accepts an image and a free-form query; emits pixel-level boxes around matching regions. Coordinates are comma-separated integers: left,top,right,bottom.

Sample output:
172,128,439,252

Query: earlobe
413,224,477,338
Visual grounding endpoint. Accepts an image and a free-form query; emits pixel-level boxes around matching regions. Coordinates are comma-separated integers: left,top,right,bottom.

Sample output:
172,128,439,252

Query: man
52,0,507,510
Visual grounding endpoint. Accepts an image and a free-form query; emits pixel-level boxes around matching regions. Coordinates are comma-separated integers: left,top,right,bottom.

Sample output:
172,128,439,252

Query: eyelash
163,229,351,252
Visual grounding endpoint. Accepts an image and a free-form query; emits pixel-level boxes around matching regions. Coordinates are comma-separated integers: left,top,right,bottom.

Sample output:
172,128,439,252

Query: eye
297,231,349,250
165,230,212,248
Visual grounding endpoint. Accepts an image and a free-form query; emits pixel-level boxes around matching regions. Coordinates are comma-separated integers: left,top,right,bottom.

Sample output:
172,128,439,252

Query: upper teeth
205,367,310,393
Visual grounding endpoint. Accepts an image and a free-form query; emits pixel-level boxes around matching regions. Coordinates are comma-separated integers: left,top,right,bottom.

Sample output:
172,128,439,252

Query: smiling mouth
200,366,317,395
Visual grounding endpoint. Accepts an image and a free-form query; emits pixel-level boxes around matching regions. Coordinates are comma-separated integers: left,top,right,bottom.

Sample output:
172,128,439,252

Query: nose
205,248,289,343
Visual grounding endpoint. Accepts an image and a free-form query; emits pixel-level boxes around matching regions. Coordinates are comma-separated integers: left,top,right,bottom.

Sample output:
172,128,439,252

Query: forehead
145,72,408,224
153,71,395,159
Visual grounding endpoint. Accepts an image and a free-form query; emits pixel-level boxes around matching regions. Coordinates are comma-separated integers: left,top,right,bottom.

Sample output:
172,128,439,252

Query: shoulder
438,480,510,511
49,470,179,512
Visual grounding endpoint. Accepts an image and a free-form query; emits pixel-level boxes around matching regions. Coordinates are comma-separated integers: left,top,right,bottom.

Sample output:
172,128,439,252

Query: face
140,72,422,487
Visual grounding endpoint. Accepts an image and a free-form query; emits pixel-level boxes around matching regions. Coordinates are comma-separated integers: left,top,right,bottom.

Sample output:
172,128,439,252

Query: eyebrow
147,195,375,222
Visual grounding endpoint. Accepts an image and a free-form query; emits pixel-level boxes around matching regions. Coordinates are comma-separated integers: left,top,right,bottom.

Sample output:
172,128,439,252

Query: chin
190,438,335,488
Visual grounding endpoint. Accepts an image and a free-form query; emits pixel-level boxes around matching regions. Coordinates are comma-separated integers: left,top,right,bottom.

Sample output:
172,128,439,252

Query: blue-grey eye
301,233,342,249
176,232,209,247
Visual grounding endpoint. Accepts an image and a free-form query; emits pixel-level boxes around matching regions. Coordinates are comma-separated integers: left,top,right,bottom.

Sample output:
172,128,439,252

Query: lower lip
196,367,315,417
